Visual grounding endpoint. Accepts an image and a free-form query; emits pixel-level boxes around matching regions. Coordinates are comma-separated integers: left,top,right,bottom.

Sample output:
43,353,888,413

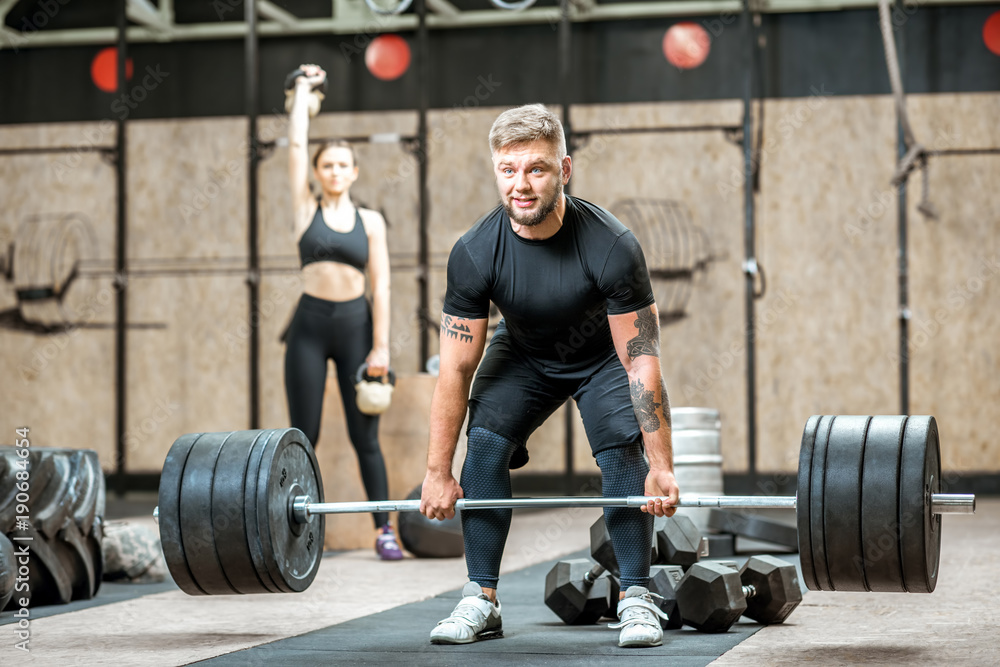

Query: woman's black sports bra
298,202,368,271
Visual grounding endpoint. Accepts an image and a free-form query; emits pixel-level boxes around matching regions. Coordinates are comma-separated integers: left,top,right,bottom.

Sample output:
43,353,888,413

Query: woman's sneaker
429,582,504,644
609,586,670,647
375,525,404,561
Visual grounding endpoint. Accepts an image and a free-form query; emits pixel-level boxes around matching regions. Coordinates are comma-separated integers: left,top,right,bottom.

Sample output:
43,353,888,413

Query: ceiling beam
258,1,300,27
3,0,995,49
0,0,19,20
427,0,461,17
126,0,172,33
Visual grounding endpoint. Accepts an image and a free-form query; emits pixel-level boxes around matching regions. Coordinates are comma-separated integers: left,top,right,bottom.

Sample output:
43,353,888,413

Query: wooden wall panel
755,95,900,473
1,93,997,481
0,137,117,466
125,276,249,471
907,90,1000,472
128,118,247,262
571,102,747,471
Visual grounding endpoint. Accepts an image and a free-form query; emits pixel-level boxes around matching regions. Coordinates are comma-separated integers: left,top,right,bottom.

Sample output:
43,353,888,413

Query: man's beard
502,180,562,227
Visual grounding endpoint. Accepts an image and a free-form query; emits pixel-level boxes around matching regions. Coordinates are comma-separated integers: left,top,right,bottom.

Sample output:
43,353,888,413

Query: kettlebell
284,67,328,117
354,363,396,416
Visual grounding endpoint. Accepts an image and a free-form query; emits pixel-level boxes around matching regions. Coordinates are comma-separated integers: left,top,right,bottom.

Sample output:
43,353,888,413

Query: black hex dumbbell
590,514,701,577
740,555,803,625
647,564,685,629
590,515,655,578
675,556,803,632
653,514,702,569
548,559,686,629
543,559,620,625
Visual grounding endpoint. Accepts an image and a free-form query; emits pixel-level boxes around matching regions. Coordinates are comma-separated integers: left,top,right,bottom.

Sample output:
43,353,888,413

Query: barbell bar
288,493,973,523
154,415,975,598
154,491,974,525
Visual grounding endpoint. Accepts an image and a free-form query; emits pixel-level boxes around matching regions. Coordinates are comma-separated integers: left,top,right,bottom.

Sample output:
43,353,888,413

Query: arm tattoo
442,315,474,344
630,377,662,433
660,378,671,429
626,307,659,360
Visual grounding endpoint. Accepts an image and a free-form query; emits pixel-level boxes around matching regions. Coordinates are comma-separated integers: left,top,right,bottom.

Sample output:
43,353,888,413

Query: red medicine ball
365,35,411,81
984,11,1000,57
91,47,134,93
663,22,711,70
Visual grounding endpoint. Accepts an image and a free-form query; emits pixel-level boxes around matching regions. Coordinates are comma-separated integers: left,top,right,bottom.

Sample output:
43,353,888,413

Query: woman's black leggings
284,293,389,529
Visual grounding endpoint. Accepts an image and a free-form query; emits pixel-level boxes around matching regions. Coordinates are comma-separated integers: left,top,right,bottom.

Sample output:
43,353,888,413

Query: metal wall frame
2,0,997,49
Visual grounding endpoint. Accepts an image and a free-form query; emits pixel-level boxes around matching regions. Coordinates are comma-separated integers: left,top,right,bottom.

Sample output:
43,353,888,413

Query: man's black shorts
467,322,642,455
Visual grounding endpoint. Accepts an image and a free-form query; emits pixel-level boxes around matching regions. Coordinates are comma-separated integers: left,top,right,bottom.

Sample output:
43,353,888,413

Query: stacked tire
0,532,15,610
0,447,105,609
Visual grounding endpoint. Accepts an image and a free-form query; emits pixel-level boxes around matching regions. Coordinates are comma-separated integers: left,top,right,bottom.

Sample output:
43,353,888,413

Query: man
419,104,679,649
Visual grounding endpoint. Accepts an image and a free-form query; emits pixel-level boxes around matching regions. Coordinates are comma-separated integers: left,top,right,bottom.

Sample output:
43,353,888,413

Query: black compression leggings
462,427,651,590
284,293,389,529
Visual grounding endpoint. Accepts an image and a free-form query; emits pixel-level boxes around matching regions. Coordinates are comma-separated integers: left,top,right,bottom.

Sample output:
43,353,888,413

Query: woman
285,64,402,560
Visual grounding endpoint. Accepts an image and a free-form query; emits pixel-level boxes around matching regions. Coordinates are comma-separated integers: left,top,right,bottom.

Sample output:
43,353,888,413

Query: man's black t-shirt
443,195,655,373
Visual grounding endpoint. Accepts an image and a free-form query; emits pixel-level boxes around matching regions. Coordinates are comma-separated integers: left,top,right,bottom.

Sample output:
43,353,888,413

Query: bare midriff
301,262,366,302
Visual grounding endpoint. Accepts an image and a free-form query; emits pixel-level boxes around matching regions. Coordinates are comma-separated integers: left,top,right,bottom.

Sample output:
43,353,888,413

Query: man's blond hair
488,104,567,159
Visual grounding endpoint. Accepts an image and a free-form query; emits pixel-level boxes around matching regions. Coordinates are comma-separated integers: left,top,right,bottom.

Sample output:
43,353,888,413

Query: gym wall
0,8,998,501
6,91,996,479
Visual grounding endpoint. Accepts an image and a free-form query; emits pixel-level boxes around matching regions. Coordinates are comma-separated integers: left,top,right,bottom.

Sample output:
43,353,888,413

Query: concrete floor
713,499,998,667
0,500,995,666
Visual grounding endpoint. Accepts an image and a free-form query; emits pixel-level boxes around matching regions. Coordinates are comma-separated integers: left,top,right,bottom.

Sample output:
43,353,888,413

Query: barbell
154,415,974,597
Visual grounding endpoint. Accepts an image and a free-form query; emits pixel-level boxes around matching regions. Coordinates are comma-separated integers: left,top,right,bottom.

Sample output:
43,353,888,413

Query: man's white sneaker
429,582,504,644
609,586,670,648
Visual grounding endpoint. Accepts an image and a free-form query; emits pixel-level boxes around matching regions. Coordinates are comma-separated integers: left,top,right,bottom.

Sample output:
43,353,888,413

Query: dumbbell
545,556,690,629
653,514,702,568
647,564,686,629
543,559,619,625
544,558,689,630
675,556,803,633
590,513,702,577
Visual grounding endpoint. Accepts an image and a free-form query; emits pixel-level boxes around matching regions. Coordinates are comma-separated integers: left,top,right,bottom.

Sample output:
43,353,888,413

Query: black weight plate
213,430,271,594
244,429,283,594
899,416,941,594
809,415,834,591
180,432,239,595
823,415,871,591
158,433,207,596
796,416,820,591
861,415,907,593
398,484,463,558
808,415,835,591
255,428,324,593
